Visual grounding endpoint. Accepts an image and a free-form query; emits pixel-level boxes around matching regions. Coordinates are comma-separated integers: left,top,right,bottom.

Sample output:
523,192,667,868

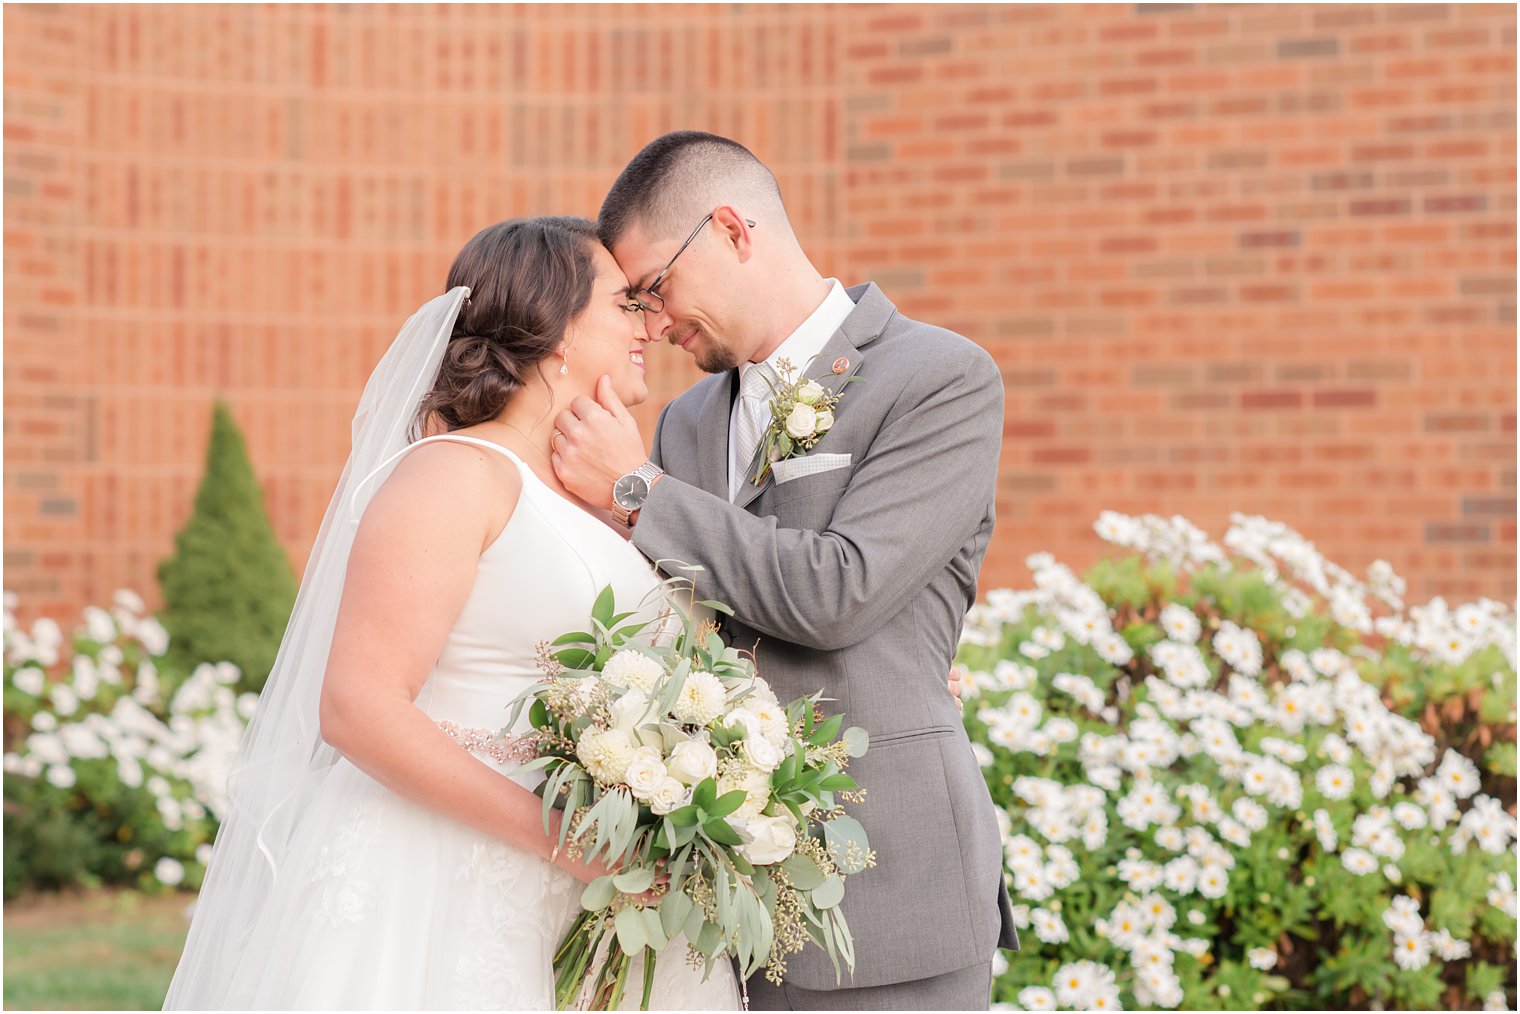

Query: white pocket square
772,452,852,485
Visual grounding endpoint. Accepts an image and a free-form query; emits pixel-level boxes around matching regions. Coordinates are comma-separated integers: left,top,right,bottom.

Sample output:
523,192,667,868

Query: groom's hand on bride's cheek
550,375,648,509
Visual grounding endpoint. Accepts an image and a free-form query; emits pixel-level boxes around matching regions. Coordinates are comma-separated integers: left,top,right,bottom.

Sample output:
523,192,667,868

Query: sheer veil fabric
163,288,469,1008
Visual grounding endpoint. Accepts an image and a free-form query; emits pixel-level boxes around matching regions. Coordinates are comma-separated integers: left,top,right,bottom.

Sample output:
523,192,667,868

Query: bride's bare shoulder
365,439,524,548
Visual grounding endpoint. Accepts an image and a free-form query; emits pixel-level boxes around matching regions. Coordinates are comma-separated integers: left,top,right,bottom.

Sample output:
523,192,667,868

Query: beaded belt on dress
436,720,540,766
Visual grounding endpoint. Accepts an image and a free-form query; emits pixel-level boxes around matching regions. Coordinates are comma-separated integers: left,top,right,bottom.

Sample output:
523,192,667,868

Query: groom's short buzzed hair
599,131,788,249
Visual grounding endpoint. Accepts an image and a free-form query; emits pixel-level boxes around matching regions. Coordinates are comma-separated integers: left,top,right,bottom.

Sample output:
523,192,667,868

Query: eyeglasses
628,211,755,315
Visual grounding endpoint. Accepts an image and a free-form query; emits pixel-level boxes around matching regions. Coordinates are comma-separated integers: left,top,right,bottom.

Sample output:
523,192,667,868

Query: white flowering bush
958,513,1517,1011
2,590,255,897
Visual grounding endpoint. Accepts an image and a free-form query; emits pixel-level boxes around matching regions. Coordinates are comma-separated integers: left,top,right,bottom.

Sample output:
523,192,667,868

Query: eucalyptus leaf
812,874,845,909
581,875,617,911
614,905,647,955
683,900,708,943
695,919,723,958
639,905,669,951
613,867,655,894
660,889,694,939
822,815,871,875
841,726,869,758
780,854,825,890
698,599,736,617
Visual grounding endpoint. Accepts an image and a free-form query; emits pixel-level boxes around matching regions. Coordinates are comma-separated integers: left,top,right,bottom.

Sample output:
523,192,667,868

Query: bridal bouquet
506,579,872,1010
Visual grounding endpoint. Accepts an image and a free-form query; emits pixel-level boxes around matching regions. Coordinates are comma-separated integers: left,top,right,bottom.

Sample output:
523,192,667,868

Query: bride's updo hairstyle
417,215,600,433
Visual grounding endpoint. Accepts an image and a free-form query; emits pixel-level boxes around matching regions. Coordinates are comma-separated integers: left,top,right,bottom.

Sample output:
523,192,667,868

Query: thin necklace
494,421,553,466
491,420,587,502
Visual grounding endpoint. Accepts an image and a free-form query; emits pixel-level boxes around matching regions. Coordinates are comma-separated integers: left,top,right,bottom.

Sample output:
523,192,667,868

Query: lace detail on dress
452,841,545,1009
306,802,380,927
437,720,539,766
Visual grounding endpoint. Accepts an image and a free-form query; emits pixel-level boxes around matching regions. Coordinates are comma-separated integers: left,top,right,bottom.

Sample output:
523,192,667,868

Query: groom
552,131,1018,1010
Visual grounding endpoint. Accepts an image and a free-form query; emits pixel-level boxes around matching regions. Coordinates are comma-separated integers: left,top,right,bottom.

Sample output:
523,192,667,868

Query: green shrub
960,513,1517,1012
156,400,296,693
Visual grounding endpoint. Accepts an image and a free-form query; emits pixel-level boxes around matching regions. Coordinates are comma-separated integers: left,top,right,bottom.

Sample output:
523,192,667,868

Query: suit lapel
695,370,737,498
727,282,900,511
733,324,868,511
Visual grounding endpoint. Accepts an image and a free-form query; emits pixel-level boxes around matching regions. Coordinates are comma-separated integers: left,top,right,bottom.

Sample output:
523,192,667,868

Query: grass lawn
4,889,190,1011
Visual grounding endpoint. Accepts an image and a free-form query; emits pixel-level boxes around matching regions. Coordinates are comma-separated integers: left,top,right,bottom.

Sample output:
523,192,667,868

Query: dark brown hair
598,131,778,250
416,216,599,434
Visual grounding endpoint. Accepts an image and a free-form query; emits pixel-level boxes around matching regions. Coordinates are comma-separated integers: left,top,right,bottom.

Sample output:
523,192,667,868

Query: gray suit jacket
632,283,1019,992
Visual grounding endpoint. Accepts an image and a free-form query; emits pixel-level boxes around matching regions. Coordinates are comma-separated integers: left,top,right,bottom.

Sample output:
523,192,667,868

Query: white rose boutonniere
751,356,861,485
784,404,817,440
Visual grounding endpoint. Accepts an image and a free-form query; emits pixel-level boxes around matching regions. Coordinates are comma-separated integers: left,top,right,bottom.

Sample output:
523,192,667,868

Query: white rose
741,733,784,773
667,737,718,785
577,727,639,785
672,671,727,727
784,404,818,440
601,650,664,694
623,745,667,801
610,690,656,732
796,380,825,406
813,409,834,433
736,813,797,865
650,777,690,816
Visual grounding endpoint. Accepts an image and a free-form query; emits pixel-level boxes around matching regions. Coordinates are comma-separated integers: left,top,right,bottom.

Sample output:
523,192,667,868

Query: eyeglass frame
627,211,756,315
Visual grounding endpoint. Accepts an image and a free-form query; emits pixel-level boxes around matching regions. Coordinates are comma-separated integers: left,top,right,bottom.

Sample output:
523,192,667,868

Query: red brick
1243,391,1306,410
2,2,1513,620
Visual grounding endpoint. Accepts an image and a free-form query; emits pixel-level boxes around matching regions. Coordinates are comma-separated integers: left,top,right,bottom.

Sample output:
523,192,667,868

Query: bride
164,217,741,1010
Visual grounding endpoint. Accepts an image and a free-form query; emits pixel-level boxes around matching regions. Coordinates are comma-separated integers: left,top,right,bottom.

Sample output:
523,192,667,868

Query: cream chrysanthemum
672,670,726,726
577,727,639,785
601,650,665,694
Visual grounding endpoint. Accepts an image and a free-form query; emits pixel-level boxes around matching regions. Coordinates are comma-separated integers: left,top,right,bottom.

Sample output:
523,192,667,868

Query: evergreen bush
156,401,295,692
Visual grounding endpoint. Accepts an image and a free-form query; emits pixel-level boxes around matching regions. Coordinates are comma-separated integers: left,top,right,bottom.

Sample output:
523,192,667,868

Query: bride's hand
575,854,670,907
551,375,647,510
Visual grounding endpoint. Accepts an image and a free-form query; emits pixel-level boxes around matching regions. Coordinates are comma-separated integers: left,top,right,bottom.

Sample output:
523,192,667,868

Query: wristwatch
611,462,664,527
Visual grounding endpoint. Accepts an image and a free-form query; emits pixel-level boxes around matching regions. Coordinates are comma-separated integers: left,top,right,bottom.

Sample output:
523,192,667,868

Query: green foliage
157,401,296,693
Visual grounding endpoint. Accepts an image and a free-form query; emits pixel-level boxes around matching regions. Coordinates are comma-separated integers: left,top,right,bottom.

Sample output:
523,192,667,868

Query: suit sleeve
631,344,1003,651
647,400,673,471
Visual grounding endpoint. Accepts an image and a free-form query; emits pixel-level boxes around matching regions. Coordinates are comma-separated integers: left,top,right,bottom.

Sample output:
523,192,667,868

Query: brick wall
4,3,1515,622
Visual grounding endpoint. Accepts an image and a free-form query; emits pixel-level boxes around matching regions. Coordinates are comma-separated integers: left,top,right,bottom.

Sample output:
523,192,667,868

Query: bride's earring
559,350,569,376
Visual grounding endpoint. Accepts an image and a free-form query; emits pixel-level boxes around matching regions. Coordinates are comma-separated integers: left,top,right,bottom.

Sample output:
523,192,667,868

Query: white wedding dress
218,435,741,1010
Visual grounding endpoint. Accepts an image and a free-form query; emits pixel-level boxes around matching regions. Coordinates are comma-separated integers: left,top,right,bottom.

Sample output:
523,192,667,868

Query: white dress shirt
729,280,856,500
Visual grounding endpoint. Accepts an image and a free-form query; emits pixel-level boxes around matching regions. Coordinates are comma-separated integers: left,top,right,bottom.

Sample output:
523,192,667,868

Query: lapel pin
832,356,849,374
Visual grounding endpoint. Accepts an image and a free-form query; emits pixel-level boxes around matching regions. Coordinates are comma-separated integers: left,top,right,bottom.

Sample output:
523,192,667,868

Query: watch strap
611,462,664,527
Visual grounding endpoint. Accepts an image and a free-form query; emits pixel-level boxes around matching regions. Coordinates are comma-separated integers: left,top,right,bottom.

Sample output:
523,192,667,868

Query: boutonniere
751,356,861,485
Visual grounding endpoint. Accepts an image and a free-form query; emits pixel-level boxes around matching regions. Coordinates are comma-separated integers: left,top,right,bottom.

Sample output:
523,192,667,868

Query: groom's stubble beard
679,327,741,375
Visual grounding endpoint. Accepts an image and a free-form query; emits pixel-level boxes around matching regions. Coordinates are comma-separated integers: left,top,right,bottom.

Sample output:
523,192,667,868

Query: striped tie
731,362,776,500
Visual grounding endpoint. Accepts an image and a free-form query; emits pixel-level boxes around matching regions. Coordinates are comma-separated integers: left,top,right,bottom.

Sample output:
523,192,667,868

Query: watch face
613,474,649,509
